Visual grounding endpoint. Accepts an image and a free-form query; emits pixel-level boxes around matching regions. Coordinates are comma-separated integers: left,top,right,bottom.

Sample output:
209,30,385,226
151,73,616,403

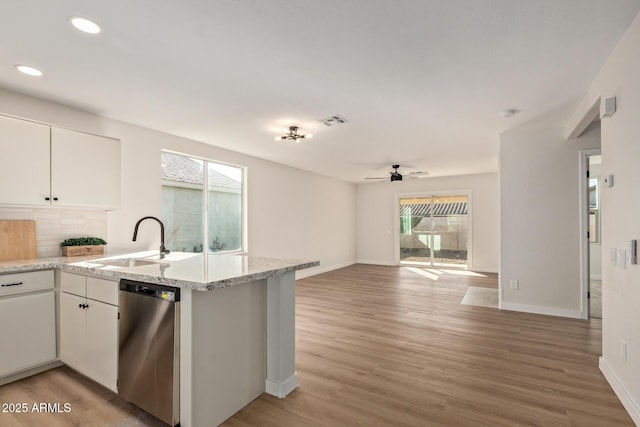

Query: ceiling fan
365,164,429,182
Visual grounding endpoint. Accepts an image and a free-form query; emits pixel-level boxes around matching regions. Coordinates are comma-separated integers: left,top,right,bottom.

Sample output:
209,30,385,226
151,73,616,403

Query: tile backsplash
0,207,107,257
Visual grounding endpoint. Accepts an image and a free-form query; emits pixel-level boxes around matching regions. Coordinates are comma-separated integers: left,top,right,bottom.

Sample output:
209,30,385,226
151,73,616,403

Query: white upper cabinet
51,127,121,209
0,114,121,210
0,115,51,206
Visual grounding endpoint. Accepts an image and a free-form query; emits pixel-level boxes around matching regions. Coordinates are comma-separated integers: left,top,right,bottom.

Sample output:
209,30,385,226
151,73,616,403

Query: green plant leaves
59,237,107,247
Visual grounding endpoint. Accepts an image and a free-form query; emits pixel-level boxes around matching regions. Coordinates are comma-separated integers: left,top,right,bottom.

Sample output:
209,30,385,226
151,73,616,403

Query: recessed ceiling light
15,65,43,77
70,16,101,34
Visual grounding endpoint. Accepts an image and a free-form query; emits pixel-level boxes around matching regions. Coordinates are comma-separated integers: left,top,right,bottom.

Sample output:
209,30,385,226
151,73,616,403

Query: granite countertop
0,251,319,291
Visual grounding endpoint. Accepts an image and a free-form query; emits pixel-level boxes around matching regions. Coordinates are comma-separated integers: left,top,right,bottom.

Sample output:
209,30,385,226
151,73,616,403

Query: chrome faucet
132,216,170,259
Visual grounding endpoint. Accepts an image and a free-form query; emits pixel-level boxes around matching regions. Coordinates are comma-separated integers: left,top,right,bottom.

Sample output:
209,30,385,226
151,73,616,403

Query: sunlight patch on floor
461,287,498,308
434,269,487,277
404,267,440,280
403,266,487,280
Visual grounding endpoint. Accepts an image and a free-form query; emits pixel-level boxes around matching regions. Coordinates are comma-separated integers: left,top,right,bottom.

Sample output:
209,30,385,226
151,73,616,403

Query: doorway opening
587,153,602,319
398,194,470,269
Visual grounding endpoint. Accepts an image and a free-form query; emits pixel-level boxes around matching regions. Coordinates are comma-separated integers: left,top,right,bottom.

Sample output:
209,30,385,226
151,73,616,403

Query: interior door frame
394,189,473,269
579,148,601,319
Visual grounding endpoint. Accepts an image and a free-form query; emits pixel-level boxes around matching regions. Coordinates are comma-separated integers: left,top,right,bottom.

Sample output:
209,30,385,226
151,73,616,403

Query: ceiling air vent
319,115,348,126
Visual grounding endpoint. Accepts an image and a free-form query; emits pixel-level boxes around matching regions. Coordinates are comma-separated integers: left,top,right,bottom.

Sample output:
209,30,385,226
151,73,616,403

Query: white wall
0,207,106,257
591,238,603,280
0,88,357,276
499,105,600,318
356,173,498,272
566,11,640,424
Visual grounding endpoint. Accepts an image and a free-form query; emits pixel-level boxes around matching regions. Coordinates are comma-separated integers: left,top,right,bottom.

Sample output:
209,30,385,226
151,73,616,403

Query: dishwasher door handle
136,287,156,296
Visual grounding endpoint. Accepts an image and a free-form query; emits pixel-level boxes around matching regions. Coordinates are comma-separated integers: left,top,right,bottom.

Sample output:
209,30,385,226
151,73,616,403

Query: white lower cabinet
59,272,118,392
0,290,56,376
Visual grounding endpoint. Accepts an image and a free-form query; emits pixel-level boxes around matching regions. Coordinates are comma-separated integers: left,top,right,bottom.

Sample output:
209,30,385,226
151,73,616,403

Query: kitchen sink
93,258,168,268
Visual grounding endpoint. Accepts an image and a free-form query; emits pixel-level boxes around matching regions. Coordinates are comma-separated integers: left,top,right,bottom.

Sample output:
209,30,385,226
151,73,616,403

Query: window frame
161,149,248,255
395,190,472,269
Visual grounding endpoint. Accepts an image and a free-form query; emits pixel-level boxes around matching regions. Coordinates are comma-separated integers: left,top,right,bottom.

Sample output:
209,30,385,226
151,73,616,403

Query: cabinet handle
45,197,50,201
1,282,23,287
53,197,59,201
79,303,83,308
78,303,89,309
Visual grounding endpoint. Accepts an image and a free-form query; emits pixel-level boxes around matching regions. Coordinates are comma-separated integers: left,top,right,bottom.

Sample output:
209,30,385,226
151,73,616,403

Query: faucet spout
132,216,171,258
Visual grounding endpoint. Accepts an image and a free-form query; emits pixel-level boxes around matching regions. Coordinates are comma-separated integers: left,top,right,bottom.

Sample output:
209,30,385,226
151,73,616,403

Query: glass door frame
394,190,473,270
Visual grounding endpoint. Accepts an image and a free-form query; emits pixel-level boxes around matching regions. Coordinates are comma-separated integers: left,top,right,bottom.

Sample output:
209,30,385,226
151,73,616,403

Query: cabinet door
85,300,118,392
0,291,56,376
51,127,121,209
59,292,87,373
0,115,51,206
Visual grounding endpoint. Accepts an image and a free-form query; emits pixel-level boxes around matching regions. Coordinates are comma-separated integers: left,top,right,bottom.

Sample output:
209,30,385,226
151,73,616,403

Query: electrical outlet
621,341,628,363
509,279,518,290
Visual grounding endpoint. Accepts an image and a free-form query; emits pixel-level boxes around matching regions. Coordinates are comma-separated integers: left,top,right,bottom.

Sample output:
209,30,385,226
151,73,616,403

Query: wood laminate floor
0,264,632,426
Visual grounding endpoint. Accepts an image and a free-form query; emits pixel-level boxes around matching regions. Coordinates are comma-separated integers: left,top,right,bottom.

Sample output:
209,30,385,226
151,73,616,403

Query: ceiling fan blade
364,164,425,182
405,171,430,179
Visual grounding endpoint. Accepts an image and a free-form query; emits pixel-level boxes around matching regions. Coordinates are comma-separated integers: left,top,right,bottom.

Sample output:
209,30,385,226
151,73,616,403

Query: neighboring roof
401,202,467,217
161,152,241,190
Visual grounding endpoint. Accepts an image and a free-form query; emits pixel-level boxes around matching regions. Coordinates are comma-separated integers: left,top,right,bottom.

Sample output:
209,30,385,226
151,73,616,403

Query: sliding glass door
399,194,469,268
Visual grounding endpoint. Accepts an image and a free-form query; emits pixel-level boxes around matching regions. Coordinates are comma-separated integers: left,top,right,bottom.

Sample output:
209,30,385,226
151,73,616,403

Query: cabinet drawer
0,270,54,297
59,271,86,297
87,276,118,306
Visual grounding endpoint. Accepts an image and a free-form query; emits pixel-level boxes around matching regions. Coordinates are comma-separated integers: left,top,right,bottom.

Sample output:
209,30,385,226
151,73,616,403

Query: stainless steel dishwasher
119,279,180,426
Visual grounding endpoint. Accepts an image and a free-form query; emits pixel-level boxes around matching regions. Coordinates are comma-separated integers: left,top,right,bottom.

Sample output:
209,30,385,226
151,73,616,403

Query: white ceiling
1,1,639,182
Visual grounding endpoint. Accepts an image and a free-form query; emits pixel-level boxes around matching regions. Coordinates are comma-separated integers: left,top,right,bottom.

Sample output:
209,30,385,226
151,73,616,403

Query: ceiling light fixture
70,16,101,34
274,126,312,143
15,65,43,77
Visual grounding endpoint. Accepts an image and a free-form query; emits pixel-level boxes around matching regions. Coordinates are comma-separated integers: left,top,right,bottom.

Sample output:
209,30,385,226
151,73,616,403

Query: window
161,151,245,253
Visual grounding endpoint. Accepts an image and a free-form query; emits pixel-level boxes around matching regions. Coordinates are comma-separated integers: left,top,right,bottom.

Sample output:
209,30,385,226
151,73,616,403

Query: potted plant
60,237,107,257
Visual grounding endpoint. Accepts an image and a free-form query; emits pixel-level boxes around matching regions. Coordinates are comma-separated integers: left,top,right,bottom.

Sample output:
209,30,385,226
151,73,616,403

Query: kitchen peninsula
0,251,319,427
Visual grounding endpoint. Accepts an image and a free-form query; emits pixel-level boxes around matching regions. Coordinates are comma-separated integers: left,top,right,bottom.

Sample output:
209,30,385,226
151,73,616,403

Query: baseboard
590,274,602,280
0,360,63,387
500,301,582,319
600,357,640,424
265,373,298,398
355,259,397,266
295,260,356,279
